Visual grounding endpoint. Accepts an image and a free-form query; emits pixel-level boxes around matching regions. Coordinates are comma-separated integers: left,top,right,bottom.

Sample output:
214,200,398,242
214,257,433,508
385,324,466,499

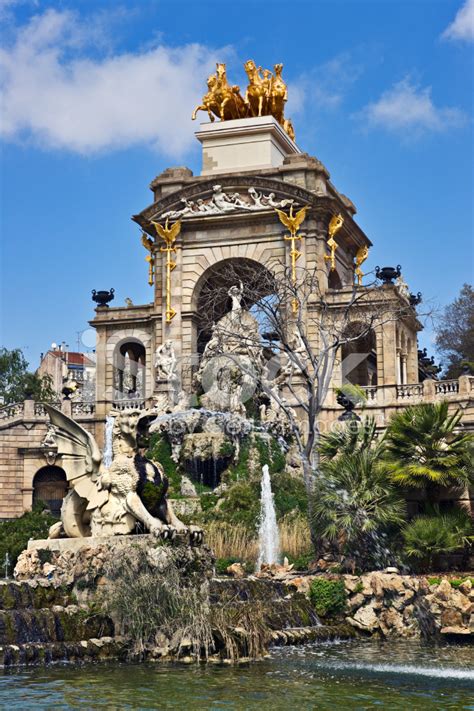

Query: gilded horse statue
192,63,247,122
192,60,296,141
244,59,268,117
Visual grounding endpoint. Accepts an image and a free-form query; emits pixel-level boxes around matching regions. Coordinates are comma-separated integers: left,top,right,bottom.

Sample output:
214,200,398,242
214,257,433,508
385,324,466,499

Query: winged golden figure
151,218,182,247
275,205,309,237
354,244,369,286
328,213,344,238
141,232,154,252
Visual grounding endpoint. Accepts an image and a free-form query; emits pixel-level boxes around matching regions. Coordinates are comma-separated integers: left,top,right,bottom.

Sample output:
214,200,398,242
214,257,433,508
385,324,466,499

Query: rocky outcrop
14,534,215,590
286,570,474,640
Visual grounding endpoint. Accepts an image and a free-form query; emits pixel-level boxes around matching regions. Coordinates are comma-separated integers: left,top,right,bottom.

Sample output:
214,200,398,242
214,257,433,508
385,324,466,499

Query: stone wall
289,571,474,640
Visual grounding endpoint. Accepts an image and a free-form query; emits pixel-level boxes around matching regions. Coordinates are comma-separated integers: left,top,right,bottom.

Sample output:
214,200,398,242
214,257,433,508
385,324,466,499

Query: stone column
396,348,401,385
401,354,408,384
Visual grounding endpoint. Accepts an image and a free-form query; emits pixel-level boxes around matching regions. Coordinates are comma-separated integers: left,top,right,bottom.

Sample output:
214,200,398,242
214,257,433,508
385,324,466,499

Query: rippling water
1,640,473,710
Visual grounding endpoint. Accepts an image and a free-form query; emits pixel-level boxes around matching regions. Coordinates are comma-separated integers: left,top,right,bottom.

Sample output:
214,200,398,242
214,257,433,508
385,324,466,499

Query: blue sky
1,0,473,369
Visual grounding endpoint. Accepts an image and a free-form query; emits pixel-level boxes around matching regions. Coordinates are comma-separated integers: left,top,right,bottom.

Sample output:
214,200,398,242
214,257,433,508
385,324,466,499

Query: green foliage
335,383,367,406
219,440,235,458
140,480,167,518
319,417,381,461
384,403,473,498
216,481,260,528
0,503,57,574
0,347,55,405
435,283,474,378
283,550,314,571
200,493,219,512
312,449,405,570
403,508,473,571
309,578,347,618
147,434,180,492
427,576,474,587
273,472,307,518
224,438,251,482
37,549,53,565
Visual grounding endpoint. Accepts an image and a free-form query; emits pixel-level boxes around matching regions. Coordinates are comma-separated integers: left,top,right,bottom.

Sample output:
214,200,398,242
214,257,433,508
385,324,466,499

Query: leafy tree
0,347,55,404
435,284,474,377
384,402,473,504
403,508,473,572
312,449,405,570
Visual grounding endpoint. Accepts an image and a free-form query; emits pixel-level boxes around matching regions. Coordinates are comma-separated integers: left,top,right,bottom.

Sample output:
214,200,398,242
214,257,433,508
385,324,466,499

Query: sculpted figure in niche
155,340,178,382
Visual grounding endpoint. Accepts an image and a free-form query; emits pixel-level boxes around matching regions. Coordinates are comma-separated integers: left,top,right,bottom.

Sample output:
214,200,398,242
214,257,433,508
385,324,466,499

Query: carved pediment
133,176,329,232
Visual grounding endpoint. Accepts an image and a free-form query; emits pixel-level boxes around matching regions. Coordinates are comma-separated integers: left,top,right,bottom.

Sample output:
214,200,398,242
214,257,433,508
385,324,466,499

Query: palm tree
319,416,381,461
384,402,473,504
312,449,405,570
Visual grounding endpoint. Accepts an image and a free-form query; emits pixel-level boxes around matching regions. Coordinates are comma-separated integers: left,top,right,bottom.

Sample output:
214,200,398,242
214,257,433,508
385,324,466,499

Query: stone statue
45,405,202,542
228,281,244,312
41,425,57,448
395,275,410,299
155,340,178,382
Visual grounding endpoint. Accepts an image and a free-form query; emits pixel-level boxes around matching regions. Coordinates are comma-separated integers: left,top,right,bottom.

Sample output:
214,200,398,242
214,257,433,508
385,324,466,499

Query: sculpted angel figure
228,281,244,312
45,405,202,542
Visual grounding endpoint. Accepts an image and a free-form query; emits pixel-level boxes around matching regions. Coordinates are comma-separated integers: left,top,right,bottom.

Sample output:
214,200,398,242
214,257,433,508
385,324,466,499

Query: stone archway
192,257,276,355
33,465,68,516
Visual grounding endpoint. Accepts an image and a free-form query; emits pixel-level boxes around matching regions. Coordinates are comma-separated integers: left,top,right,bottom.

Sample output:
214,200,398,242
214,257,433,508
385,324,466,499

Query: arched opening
193,257,277,355
341,323,378,387
328,270,343,290
113,339,146,401
33,465,68,516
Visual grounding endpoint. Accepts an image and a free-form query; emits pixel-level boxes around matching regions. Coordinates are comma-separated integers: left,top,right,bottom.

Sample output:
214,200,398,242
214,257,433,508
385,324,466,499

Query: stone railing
71,401,96,416
112,399,146,411
0,399,96,424
396,383,424,400
334,375,472,411
0,402,24,421
435,379,459,395
34,401,61,416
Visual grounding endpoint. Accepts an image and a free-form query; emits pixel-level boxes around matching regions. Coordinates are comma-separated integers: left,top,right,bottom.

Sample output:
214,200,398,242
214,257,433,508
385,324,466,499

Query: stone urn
92,288,115,308
375,265,402,285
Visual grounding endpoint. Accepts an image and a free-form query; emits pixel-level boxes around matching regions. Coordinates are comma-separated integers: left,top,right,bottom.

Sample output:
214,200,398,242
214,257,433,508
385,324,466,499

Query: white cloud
289,53,363,115
442,0,474,41
359,78,466,135
0,9,226,156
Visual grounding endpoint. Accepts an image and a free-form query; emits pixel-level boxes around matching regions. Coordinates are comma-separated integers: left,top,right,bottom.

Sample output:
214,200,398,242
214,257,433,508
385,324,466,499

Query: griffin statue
45,405,203,544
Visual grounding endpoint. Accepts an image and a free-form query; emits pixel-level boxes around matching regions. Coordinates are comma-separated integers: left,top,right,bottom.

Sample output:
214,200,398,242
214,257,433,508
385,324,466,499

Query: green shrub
0,503,56,575
284,550,314,571
273,472,307,518
309,578,347,618
403,508,473,571
146,434,180,492
216,481,260,529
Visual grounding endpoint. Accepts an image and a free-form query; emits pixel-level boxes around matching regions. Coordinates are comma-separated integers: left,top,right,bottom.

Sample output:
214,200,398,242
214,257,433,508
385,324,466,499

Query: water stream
102,415,115,468
1,641,472,709
256,465,280,569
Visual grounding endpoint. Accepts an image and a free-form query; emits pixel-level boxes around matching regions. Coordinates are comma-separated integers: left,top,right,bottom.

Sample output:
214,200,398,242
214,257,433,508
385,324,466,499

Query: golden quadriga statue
193,61,295,141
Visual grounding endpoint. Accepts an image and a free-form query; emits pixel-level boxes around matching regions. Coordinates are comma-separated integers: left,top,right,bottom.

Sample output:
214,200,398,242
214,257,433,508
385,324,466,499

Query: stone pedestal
195,116,300,175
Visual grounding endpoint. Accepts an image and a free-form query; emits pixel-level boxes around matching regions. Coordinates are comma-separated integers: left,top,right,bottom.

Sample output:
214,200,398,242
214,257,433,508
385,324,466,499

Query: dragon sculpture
45,405,203,543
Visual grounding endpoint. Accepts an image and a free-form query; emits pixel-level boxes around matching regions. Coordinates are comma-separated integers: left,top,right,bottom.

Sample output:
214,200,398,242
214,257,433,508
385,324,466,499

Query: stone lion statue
45,405,203,544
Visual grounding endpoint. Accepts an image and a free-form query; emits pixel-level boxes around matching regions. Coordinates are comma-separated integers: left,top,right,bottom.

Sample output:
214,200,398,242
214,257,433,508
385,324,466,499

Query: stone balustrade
0,400,95,425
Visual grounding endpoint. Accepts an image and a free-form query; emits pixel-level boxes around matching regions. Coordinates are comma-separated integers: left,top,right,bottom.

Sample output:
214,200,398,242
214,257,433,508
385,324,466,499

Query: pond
1,640,473,710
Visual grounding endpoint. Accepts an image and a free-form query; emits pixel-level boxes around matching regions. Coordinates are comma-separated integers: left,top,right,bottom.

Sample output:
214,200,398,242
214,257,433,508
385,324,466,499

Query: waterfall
103,415,115,468
256,465,280,569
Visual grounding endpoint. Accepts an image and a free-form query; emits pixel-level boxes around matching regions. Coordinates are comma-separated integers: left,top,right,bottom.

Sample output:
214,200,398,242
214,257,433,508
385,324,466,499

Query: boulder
349,603,379,632
180,477,198,498
226,563,245,579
